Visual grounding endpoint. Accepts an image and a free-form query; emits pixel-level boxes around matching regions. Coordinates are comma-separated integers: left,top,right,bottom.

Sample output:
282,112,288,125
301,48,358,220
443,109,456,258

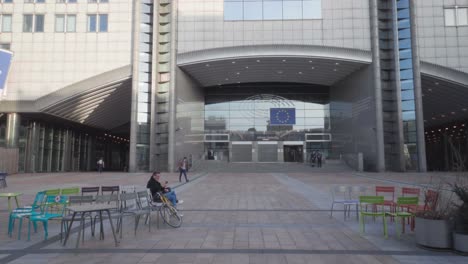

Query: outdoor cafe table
0,192,22,211
62,203,119,248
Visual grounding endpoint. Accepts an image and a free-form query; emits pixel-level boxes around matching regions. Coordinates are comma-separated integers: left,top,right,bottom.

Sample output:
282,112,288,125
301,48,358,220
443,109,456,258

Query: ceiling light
451,112,456,115
298,72,303,74
335,62,340,65
236,72,240,75
428,88,432,92
435,82,439,85
309,60,313,63
206,64,210,67
245,66,249,69
463,108,467,111
441,114,445,117
432,117,436,120
232,61,236,64
311,67,315,69
333,69,338,71
277,70,283,74
225,78,229,80
256,60,261,63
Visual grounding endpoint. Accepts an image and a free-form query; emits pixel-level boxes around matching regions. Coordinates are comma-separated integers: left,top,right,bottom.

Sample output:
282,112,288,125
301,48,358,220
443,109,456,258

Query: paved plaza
0,162,466,264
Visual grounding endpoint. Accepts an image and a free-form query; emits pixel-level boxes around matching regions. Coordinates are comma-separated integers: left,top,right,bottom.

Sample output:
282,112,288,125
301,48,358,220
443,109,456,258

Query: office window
35,14,44,32
23,14,44,32
445,7,468,26
224,0,322,21
1,15,12,32
2,0,13,3
56,14,76,32
24,0,45,3
88,14,108,32
99,14,108,32
0,43,11,50
23,15,33,32
57,0,78,3
88,0,108,2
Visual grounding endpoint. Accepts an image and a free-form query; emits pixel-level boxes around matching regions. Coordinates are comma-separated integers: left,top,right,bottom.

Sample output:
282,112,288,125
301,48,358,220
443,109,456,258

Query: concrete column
167,0,179,172
410,0,427,172
369,0,386,172
252,142,258,162
6,113,20,148
278,141,284,162
129,0,141,172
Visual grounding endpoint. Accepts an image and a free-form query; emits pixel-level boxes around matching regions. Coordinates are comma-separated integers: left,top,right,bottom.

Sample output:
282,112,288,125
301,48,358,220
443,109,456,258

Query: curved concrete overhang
0,65,132,131
420,62,468,128
177,45,372,87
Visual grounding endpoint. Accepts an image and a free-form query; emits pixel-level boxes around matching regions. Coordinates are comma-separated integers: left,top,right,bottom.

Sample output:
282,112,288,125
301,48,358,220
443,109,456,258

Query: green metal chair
386,196,419,237
61,187,80,196
44,189,60,196
28,195,68,240
8,191,46,240
359,196,388,238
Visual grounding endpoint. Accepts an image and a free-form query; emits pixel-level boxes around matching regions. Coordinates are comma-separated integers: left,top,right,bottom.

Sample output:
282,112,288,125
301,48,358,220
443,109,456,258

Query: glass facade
203,84,332,161
396,0,418,170
224,0,322,21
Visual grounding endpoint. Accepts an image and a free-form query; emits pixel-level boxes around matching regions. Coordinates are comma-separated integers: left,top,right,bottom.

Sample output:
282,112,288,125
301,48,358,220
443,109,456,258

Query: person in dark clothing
146,171,183,207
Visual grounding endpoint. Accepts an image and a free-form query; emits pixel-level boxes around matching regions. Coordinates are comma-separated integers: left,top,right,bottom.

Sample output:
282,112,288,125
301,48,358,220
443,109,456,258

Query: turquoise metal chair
28,195,68,240
8,191,46,240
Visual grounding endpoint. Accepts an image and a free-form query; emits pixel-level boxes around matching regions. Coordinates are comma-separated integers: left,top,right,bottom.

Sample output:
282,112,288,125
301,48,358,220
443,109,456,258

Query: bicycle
153,192,183,228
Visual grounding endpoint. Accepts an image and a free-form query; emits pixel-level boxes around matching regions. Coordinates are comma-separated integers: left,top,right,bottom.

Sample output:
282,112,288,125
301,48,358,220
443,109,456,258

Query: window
55,14,76,32
0,43,11,50
444,7,468,26
2,0,13,3
88,14,108,32
88,0,108,2
23,14,44,32
1,15,12,32
224,0,322,21
24,0,45,3
57,0,78,3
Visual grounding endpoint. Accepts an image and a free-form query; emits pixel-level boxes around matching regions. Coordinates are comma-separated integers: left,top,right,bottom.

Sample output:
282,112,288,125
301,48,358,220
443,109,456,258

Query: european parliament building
1,0,468,173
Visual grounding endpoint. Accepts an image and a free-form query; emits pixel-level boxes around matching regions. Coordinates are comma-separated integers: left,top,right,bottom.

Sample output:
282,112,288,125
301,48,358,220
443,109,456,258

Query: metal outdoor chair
0,172,7,188
386,197,419,237
28,195,68,240
359,196,388,238
8,191,46,240
330,186,354,220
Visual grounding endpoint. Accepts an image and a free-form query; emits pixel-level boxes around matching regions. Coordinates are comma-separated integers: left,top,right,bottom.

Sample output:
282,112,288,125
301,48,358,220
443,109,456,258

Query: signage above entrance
270,108,296,125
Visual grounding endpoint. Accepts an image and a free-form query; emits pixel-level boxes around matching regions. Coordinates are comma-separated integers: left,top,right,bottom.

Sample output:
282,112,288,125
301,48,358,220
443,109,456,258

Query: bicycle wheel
159,204,182,228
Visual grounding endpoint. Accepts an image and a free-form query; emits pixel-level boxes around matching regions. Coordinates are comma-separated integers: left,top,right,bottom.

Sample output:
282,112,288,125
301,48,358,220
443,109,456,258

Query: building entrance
284,145,303,162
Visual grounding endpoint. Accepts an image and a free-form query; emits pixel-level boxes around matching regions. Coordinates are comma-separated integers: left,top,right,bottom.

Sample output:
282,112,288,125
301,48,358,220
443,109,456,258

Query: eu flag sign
270,108,295,125
0,49,13,91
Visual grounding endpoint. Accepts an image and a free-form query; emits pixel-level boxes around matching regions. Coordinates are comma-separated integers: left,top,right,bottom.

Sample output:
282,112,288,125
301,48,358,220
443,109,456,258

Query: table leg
7,197,12,212
99,211,104,240
63,212,77,246
14,196,20,208
106,209,119,246
76,212,86,248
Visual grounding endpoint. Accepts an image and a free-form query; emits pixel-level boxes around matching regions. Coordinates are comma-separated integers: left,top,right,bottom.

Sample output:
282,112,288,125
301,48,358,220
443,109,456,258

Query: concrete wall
0,1,132,101
177,0,371,53
415,0,468,73
175,67,205,170
330,65,377,171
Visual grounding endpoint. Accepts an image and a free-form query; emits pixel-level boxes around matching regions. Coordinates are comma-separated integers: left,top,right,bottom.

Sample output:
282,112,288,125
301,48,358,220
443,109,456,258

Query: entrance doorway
284,145,303,162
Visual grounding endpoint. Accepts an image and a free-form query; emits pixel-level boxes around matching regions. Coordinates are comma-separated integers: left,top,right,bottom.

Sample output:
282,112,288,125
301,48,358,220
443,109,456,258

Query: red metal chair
375,186,397,221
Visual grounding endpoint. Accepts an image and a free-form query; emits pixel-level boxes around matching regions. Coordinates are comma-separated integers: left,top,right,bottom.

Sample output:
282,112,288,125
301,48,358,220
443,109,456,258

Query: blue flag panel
270,108,296,125
0,49,13,91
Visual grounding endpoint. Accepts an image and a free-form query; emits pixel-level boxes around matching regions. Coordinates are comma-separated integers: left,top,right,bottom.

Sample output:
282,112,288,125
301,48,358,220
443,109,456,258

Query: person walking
97,157,105,173
317,151,323,168
178,157,189,182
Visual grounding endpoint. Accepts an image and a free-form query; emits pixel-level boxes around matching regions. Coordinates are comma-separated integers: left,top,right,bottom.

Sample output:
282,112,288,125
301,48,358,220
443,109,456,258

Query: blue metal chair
28,195,68,240
8,191,46,240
